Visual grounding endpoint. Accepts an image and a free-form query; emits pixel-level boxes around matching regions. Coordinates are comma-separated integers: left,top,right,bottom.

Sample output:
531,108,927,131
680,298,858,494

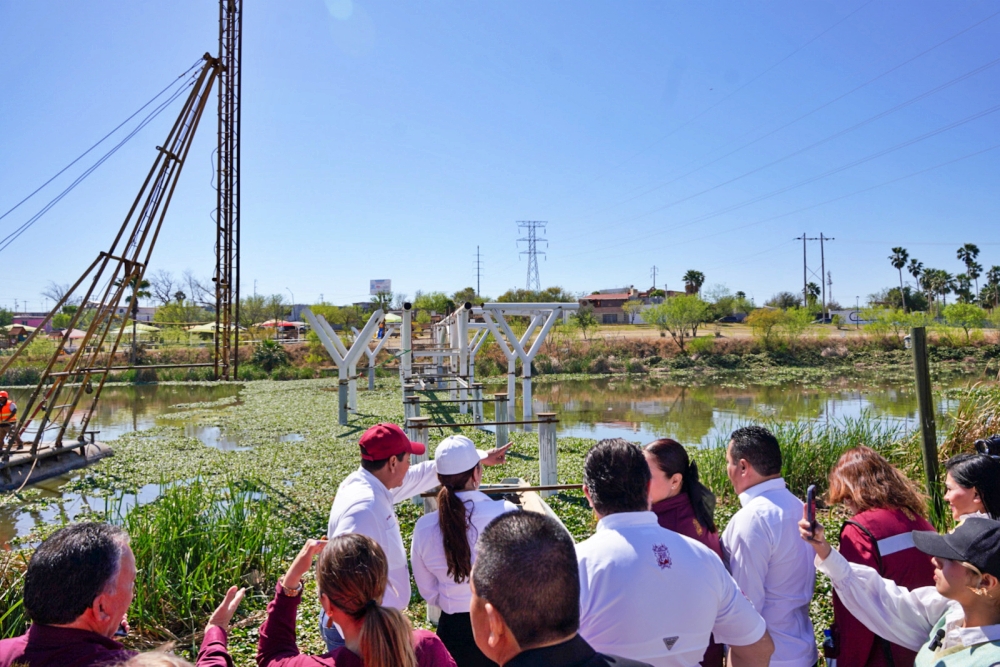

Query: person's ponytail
436,467,478,583
358,602,418,667
685,460,717,534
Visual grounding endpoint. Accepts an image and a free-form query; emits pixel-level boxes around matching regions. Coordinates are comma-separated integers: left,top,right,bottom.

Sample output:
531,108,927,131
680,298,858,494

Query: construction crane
0,55,221,483
0,1,242,488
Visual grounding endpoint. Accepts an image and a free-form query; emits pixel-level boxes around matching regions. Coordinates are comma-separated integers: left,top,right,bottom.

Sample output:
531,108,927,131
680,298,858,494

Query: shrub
251,339,289,372
687,336,715,356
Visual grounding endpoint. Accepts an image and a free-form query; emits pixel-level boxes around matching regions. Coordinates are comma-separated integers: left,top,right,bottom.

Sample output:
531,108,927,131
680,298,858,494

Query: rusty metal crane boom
0,55,222,474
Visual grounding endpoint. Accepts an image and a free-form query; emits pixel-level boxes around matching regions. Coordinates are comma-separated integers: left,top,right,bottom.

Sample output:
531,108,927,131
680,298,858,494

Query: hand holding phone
806,484,818,534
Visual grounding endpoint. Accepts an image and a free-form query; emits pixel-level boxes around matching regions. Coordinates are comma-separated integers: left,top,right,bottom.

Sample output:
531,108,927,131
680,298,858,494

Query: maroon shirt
650,494,724,667
650,494,722,560
833,507,936,667
0,624,231,667
257,585,456,667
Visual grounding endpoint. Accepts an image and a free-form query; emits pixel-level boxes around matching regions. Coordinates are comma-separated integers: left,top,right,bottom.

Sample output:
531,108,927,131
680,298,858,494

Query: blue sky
1,1,998,311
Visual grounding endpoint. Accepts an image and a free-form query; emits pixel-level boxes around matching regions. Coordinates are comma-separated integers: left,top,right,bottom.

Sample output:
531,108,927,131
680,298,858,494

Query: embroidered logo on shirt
663,636,679,650
653,543,672,569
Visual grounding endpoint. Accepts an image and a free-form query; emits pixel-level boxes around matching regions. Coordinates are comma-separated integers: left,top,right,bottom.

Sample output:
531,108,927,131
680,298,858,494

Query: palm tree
682,270,705,296
889,247,909,312
954,273,973,304
957,243,980,286
969,261,983,297
806,282,821,306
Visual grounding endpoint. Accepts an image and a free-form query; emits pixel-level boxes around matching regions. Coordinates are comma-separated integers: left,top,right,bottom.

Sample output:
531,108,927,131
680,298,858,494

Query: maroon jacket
833,507,936,667
651,494,723,667
0,624,232,667
257,585,456,667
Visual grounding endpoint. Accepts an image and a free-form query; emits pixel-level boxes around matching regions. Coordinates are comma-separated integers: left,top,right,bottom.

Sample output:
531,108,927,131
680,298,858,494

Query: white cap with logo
434,435,488,475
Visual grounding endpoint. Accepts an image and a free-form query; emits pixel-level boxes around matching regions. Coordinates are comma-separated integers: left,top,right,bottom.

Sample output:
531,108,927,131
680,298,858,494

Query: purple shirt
257,585,456,667
0,624,232,667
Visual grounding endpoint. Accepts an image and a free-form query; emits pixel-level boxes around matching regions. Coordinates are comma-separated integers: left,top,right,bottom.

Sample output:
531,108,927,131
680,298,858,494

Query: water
1,384,243,545
523,376,969,447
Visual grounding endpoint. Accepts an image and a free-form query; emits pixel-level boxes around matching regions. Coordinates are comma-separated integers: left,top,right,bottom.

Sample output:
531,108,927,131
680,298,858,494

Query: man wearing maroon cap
321,422,510,650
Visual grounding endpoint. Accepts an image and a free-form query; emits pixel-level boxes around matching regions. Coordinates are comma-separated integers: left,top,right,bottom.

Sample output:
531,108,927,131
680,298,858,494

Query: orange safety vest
0,401,15,424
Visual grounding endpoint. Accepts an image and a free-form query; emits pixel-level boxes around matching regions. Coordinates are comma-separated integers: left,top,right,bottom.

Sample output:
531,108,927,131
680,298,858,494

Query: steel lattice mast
214,0,242,380
517,221,547,291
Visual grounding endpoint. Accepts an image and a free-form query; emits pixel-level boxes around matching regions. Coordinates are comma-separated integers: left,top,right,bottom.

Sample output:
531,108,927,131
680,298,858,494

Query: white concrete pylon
302,308,385,413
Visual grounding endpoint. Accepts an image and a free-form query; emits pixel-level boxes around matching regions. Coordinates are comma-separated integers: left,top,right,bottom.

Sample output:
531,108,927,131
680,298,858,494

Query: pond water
1,384,242,546
0,375,978,544
522,375,972,448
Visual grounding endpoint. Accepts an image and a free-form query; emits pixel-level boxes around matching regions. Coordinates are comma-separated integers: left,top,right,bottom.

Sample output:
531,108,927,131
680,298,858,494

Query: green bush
687,336,715,356
250,339,289,372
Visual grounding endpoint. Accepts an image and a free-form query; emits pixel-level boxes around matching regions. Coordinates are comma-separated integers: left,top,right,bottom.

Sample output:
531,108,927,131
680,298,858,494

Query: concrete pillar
494,393,509,451
406,416,430,505
401,304,412,389
538,412,558,497
507,358,516,419
472,383,483,423
368,364,375,391
522,369,533,431
338,379,349,425
348,361,358,411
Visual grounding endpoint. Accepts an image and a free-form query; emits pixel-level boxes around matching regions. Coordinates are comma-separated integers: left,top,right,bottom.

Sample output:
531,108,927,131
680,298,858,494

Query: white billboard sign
370,279,392,295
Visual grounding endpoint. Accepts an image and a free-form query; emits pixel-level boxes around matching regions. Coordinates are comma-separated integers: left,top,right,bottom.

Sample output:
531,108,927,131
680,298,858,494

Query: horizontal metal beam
421,483,582,497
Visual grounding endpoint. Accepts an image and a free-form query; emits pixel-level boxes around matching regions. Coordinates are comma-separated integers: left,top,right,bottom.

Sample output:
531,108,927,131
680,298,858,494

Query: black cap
912,518,1000,578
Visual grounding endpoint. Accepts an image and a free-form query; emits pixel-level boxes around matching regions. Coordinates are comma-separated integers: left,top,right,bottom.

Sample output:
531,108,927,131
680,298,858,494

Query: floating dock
1,442,113,492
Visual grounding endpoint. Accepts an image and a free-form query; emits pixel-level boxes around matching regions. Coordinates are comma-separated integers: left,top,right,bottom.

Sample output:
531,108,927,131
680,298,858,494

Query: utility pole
517,221,548,291
475,245,483,298
650,265,659,290
794,233,817,308
819,234,834,321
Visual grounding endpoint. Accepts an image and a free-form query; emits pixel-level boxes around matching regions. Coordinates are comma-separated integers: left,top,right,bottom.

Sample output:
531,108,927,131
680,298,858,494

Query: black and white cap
912,517,1000,578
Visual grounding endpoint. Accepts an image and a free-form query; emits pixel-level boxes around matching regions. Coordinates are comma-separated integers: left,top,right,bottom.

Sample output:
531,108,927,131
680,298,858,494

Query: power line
517,221,547,290
559,102,1000,261
546,0,875,210
558,6,1000,244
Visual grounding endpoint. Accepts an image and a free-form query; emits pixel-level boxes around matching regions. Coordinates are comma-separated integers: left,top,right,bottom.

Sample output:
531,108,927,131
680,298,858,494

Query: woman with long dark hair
644,438,721,557
411,435,517,667
825,446,936,667
944,453,1000,522
644,438,724,667
257,534,455,667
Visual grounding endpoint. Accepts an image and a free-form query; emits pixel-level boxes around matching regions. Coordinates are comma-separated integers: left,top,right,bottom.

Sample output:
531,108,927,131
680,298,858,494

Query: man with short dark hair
576,439,772,667
323,422,509,649
722,426,817,667
470,510,650,667
0,522,242,667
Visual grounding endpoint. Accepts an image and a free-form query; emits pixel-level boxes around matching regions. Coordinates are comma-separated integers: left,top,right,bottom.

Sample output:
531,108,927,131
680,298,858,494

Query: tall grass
0,550,29,638
693,412,917,502
112,478,295,644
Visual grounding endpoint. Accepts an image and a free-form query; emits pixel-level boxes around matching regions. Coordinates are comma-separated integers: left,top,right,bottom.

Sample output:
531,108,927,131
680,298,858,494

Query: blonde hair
317,534,418,667
117,650,194,667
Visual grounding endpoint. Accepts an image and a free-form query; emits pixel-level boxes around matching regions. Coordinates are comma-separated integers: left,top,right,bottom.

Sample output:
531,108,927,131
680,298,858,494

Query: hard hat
0,391,7,399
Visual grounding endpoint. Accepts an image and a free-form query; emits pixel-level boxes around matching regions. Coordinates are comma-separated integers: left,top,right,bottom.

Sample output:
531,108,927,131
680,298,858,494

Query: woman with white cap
411,435,519,667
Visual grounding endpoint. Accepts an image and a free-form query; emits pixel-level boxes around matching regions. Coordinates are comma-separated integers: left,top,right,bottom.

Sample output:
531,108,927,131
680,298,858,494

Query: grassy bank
1,377,997,665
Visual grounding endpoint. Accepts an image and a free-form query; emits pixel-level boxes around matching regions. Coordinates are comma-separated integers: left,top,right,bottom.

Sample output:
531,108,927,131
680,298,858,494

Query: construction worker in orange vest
0,391,22,450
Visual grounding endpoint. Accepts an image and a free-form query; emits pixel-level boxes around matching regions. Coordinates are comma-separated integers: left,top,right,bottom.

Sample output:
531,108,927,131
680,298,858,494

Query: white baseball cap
435,435,488,475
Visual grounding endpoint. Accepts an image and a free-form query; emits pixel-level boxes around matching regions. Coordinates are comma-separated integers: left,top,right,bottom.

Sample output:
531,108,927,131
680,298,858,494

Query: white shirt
327,462,440,609
817,547,1000,652
577,511,766,667
410,490,518,614
721,478,817,667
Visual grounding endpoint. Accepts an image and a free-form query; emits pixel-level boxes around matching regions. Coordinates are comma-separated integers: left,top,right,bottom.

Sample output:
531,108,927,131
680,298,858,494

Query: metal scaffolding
214,0,242,380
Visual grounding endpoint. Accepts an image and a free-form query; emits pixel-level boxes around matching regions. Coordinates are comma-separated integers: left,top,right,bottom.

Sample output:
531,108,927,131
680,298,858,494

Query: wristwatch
278,578,303,597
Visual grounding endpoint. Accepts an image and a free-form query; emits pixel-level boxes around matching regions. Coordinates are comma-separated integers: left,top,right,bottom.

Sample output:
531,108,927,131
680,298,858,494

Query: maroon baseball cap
359,423,426,460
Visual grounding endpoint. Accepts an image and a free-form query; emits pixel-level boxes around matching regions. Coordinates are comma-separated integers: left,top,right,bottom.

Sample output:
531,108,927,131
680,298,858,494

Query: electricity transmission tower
517,221,547,291
475,245,483,297
650,265,659,289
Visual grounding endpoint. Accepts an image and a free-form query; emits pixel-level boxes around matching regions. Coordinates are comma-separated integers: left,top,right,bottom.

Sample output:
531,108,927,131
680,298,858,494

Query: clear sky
1,1,998,311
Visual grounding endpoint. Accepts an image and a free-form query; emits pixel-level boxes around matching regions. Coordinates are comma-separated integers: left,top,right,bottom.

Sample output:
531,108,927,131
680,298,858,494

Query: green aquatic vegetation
0,550,28,638
111,478,296,649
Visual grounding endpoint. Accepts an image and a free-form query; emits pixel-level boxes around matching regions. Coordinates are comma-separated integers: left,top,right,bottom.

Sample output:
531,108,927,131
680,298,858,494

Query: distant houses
578,286,684,324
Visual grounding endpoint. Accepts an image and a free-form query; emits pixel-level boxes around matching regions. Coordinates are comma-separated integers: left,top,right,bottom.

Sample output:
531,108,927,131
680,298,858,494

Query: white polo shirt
327,462,439,610
721,477,817,667
577,511,766,667
410,490,518,614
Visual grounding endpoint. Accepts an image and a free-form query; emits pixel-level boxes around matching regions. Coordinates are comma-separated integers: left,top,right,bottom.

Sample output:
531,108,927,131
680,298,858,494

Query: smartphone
114,622,128,637
806,484,818,532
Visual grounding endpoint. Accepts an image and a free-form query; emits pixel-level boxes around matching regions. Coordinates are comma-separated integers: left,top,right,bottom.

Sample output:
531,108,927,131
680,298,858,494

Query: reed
693,412,917,501
111,477,295,646
0,549,28,638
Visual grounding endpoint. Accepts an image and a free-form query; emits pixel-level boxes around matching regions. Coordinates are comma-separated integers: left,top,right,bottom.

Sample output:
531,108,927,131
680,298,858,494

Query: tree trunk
898,268,908,313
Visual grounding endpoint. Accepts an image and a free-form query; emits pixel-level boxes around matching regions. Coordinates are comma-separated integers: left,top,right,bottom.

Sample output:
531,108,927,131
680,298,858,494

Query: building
579,287,638,324
10,312,52,332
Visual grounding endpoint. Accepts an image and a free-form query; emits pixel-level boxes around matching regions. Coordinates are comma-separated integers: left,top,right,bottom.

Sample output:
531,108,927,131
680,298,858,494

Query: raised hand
482,442,512,467
207,586,246,632
798,505,832,560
